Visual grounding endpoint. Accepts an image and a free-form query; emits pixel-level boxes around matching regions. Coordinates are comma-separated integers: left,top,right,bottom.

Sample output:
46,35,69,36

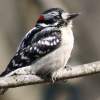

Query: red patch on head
38,15,44,21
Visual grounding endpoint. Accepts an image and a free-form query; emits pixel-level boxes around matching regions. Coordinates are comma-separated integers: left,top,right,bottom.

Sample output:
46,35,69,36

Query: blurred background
0,0,100,100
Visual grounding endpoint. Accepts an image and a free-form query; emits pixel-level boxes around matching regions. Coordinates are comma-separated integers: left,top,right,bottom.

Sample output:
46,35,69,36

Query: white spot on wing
44,41,50,46
53,41,57,45
41,41,45,45
50,42,54,46
36,48,39,52
43,36,56,43
30,47,33,51
56,39,59,43
21,55,28,60
34,46,37,50
38,40,41,44
12,60,15,65
38,50,43,54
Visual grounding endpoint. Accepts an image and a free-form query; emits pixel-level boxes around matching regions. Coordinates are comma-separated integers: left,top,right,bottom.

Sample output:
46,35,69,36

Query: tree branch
0,61,100,88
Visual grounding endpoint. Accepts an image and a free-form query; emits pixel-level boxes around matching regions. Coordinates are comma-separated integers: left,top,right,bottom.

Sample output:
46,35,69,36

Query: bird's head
36,8,79,27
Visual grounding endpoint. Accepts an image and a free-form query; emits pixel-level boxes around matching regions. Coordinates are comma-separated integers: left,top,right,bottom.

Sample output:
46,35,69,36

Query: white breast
60,21,74,48
31,22,74,75
58,21,74,66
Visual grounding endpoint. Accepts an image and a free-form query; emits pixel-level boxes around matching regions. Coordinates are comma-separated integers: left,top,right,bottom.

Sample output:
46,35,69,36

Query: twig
0,61,100,88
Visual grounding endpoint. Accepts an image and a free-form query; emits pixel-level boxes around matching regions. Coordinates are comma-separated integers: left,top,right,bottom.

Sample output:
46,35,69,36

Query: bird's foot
51,71,58,83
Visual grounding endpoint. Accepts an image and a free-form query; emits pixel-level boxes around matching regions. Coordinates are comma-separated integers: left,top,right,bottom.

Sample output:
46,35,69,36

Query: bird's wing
17,26,43,51
0,27,61,76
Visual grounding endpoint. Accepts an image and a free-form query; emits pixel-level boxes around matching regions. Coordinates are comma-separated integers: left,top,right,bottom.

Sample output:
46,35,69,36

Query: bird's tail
0,68,10,95
0,73,8,95
0,66,11,77
0,71,8,95
0,70,8,77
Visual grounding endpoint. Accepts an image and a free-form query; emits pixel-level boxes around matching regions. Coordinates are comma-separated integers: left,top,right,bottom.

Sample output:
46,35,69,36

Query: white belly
32,25,74,75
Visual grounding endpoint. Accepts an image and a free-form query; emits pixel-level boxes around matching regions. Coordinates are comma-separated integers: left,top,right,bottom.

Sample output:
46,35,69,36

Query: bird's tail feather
0,71,9,95
0,68,10,94
0,71,7,77
0,67,11,77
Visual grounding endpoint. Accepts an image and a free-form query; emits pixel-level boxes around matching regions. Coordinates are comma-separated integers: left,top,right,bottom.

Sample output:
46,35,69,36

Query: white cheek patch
61,12,69,20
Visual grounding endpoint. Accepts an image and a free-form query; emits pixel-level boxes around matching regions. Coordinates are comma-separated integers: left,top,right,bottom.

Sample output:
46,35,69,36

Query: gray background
0,0,100,100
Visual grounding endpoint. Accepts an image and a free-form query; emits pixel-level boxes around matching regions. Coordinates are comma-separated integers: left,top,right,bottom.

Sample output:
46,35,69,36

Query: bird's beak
67,13,80,20
62,12,80,20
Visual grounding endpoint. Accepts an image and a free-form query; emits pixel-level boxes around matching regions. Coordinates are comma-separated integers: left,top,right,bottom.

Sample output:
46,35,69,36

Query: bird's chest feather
32,25,74,73
60,26,74,50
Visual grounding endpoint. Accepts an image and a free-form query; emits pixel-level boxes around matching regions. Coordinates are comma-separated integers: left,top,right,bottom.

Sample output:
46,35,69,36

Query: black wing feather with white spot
0,27,61,76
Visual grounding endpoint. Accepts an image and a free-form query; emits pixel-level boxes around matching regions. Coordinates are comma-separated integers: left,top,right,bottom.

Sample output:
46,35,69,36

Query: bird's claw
51,71,58,83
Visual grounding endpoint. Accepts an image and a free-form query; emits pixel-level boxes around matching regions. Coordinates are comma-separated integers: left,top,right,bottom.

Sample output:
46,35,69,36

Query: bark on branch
0,61,100,88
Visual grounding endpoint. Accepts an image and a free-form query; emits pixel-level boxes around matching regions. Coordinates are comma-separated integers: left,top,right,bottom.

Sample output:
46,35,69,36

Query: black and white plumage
1,27,61,77
0,8,79,94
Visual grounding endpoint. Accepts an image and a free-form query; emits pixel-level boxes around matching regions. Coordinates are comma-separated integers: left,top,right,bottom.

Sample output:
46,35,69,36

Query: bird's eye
54,15,60,19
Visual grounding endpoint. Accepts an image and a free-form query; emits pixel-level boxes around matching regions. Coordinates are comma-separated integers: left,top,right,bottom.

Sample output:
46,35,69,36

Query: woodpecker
0,8,79,94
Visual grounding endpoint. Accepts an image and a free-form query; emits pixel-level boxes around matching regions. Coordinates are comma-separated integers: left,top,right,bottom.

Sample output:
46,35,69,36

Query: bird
0,8,79,94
